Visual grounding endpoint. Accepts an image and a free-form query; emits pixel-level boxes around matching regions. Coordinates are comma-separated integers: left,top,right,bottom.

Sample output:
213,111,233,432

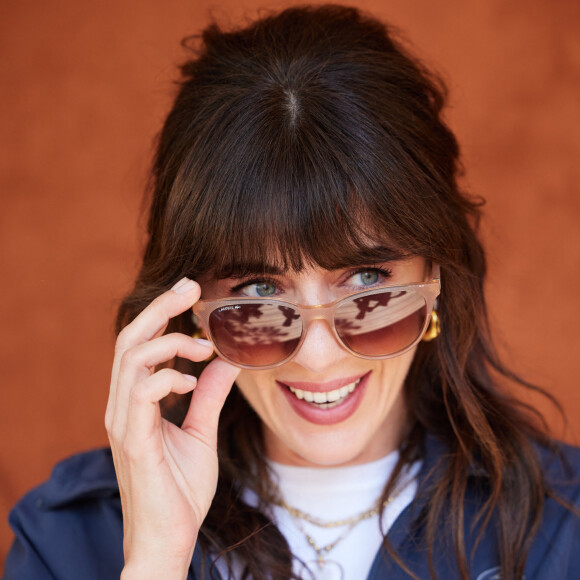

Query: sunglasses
192,266,440,370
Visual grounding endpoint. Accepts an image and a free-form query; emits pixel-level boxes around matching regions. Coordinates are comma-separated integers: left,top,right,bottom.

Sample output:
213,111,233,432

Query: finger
108,278,200,414
181,358,241,447
117,368,198,452
107,333,213,433
113,278,201,366
118,333,213,385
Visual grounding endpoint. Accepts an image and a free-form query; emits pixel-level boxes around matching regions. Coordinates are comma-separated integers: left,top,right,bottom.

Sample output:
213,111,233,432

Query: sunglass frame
192,267,441,370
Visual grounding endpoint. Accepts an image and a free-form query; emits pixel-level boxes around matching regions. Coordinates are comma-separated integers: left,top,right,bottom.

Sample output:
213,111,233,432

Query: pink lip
277,374,366,393
278,371,371,426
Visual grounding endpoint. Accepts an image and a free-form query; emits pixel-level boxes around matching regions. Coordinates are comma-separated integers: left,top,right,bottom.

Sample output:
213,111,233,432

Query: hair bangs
165,74,429,280
207,194,409,280
179,117,412,279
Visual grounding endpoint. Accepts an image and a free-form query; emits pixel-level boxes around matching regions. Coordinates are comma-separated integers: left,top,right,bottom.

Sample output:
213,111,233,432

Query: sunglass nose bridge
298,303,338,328
294,304,346,354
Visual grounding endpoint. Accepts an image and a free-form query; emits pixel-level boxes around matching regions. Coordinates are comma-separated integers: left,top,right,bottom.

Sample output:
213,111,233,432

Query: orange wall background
1,0,579,567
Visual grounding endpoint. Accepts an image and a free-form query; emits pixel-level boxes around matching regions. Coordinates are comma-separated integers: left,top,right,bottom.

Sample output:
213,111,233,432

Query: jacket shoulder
37,447,118,507
536,440,580,497
524,440,580,579
4,448,124,580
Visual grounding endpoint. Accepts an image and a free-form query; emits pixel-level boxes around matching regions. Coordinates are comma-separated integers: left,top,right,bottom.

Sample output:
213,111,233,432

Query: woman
5,5,579,580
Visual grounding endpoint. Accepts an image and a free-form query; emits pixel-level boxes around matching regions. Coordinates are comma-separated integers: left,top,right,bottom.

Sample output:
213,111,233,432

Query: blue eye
356,271,379,286
346,267,392,288
231,277,282,298
238,282,277,297
255,283,276,297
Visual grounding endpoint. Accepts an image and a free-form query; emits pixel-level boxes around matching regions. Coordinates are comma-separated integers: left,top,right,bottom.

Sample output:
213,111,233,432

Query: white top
216,451,421,579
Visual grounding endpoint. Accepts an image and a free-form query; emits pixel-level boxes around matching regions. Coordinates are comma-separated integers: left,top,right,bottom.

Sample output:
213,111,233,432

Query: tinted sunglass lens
335,290,427,357
208,303,302,367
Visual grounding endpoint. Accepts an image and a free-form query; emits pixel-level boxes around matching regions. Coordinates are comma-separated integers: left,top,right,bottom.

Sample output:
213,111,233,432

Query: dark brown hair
117,5,562,579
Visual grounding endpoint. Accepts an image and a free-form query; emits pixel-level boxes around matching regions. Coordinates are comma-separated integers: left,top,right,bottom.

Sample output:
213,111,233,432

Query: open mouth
285,377,364,410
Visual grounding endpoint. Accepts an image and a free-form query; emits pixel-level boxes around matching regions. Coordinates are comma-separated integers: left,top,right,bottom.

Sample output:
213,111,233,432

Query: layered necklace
273,481,408,580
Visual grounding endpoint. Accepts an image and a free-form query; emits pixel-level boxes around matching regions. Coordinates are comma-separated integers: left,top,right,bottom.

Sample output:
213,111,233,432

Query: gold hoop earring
422,310,440,342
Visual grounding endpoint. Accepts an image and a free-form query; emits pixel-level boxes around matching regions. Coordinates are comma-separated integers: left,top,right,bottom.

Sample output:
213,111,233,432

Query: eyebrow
216,245,407,280
215,262,286,279
339,245,407,266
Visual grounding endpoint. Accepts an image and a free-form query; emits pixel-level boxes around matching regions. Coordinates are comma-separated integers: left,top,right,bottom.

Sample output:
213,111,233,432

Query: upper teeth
288,379,360,404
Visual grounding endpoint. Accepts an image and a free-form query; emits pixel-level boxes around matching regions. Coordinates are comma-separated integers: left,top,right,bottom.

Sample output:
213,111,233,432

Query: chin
266,424,388,467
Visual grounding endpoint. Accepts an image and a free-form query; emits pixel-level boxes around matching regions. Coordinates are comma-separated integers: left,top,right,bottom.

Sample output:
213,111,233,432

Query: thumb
181,358,241,445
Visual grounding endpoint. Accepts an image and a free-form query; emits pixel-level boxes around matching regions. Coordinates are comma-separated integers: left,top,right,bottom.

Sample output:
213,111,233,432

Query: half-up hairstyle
116,5,565,579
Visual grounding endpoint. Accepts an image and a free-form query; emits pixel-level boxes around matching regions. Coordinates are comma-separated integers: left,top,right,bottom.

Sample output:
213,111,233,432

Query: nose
290,317,348,373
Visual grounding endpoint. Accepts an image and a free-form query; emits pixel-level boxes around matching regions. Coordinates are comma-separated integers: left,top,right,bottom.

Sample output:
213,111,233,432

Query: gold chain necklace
290,509,376,574
276,496,389,528
273,480,409,578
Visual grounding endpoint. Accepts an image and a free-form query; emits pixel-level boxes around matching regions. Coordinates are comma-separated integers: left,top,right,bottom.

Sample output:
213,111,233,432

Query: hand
105,278,240,579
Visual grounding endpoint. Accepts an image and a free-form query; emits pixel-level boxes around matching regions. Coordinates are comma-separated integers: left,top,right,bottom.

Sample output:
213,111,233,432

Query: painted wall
1,0,579,567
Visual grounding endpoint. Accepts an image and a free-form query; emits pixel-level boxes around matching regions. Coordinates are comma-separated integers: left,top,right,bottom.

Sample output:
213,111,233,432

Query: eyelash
344,266,393,287
230,267,393,295
230,277,281,295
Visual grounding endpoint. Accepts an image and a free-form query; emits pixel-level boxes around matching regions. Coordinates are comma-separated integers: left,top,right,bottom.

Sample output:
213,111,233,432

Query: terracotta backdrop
1,0,579,567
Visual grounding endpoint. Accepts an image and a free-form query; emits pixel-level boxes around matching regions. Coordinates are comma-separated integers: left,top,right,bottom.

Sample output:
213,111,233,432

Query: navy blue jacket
4,435,580,579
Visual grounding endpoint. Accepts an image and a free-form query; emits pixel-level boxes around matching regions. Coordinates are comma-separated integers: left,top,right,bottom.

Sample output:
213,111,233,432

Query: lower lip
278,371,371,426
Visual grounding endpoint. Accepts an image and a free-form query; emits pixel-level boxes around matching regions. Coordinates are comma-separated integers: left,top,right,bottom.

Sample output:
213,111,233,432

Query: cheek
376,350,416,400
234,371,271,413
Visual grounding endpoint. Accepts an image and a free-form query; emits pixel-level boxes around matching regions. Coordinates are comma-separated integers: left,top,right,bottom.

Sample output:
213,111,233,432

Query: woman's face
200,256,430,467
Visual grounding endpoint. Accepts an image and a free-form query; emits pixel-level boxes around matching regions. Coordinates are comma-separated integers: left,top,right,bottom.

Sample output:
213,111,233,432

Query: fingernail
183,374,197,384
172,278,195,294
193,338,213,348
